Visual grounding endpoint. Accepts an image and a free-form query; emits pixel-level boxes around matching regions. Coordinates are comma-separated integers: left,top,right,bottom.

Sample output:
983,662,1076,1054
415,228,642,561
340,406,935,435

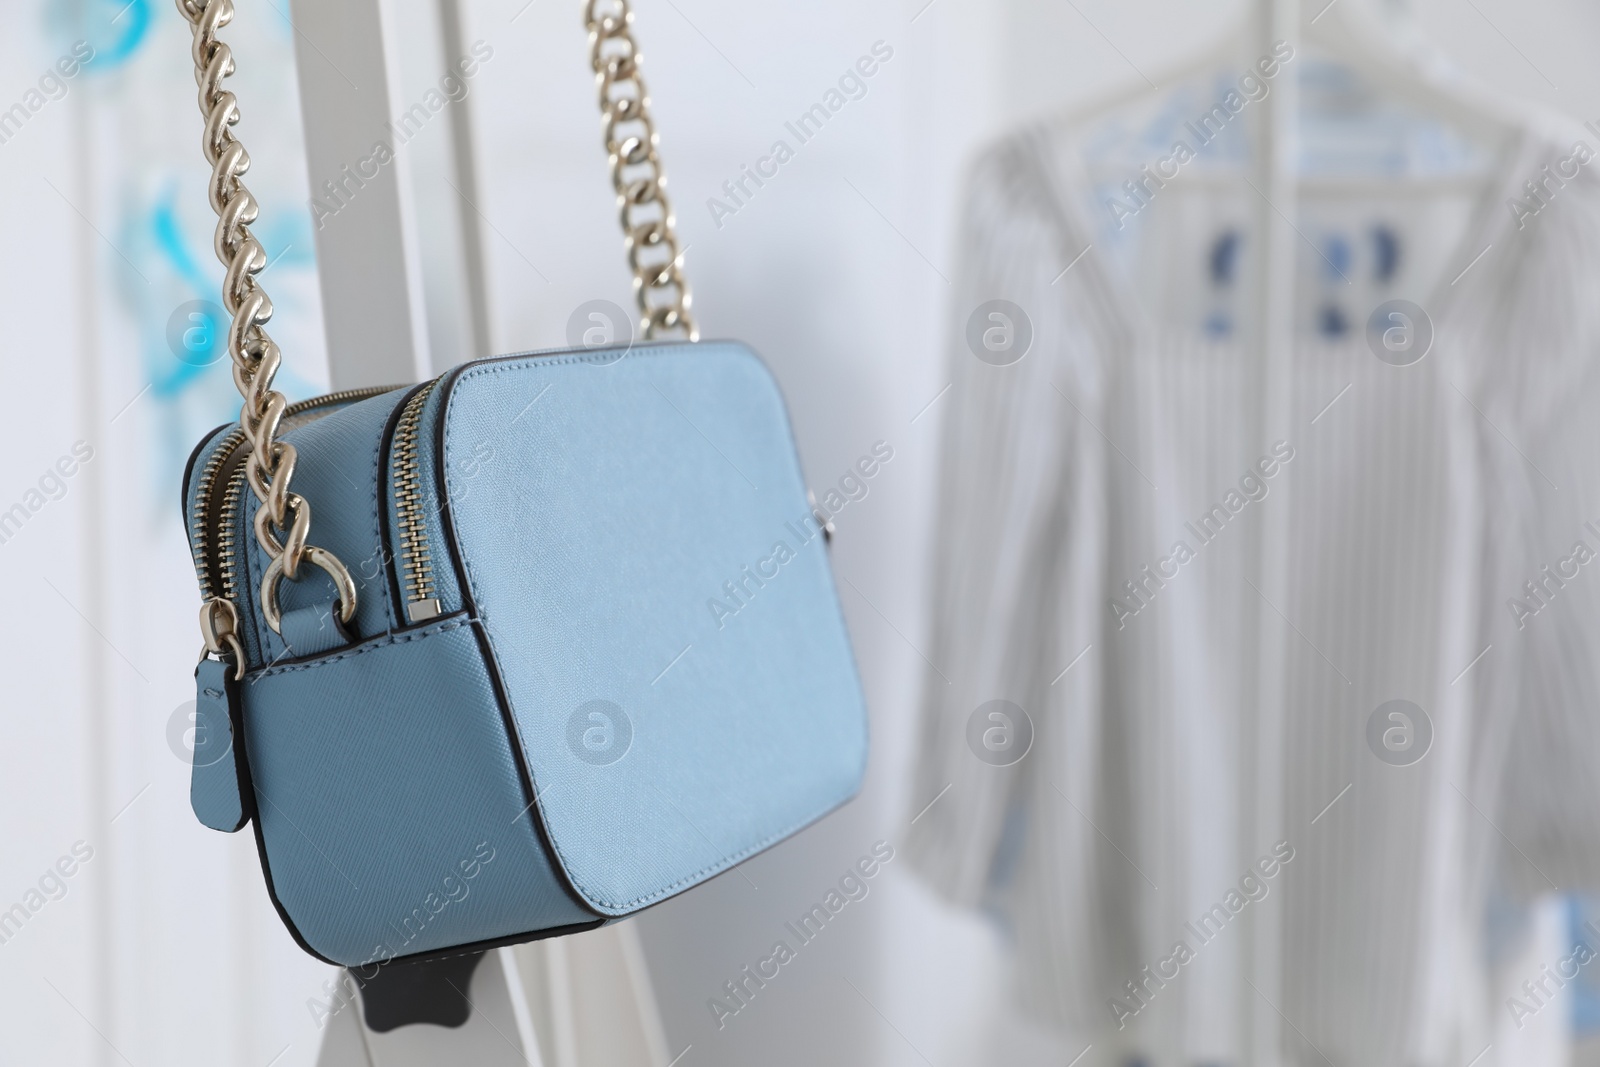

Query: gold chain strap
585,0,697,341
180,0,695,646
177,0,356,637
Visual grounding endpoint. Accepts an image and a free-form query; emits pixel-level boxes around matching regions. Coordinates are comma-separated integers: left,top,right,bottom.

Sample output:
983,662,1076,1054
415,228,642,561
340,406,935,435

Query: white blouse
906,77,1600,1066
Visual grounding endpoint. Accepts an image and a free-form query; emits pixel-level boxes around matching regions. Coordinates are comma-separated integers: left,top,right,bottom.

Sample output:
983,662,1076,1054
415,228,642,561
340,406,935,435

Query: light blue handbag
176,0,866,968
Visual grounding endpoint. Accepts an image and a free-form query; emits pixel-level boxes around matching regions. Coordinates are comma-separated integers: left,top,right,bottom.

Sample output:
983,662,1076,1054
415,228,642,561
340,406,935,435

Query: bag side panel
242,614,595,965
242,389,411,663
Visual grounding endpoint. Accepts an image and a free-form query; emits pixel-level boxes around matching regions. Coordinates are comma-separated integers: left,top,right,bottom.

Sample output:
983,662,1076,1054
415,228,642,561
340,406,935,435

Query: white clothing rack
283,0,669,1061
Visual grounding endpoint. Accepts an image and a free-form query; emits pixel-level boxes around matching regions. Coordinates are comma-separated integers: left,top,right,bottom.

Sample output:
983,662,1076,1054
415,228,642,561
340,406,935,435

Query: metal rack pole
1245,0,1297,1064
283,1,669,1062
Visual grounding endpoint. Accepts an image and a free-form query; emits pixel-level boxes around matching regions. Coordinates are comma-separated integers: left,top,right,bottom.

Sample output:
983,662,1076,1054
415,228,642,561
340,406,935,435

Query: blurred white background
2,0,1600,1063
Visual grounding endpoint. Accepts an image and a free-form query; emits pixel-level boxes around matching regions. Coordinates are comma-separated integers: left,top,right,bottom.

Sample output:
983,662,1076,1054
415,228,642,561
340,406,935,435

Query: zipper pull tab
198,597,246,680
191,656,252,833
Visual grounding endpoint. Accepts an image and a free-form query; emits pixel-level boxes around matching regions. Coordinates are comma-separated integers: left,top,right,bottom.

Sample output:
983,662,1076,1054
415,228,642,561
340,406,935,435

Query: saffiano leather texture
181,341,868,966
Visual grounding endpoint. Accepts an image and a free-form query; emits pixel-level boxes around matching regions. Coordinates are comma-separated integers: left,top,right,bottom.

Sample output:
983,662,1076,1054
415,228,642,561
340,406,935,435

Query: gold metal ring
260,545,358,634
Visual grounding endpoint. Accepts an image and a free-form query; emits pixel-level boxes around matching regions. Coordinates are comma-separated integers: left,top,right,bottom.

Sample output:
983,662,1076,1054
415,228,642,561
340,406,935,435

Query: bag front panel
441,342,870,915
242,614,596,965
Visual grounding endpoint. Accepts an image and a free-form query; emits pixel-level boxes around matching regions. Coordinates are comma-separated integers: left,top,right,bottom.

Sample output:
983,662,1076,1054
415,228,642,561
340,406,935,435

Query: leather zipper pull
191,657,252,833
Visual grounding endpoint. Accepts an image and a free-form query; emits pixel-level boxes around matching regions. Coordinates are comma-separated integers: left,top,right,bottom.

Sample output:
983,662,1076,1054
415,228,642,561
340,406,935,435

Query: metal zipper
187,334,671,600
215,460,249,606
189,427,246,603
379,343,694,625
391,380,443,623
193,385,400,673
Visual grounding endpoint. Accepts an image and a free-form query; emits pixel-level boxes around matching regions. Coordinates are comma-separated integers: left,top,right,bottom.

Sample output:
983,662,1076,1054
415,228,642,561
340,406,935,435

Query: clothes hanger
1304,0,1522,153
1062,0,1521,186
1028,0,1533,361
1056,17,1259,132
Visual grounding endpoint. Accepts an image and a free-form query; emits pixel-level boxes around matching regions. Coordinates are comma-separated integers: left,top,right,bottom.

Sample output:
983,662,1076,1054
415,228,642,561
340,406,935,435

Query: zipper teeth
189,429,246,601
216,462,249,605
392,381,441,606
285,386,397,419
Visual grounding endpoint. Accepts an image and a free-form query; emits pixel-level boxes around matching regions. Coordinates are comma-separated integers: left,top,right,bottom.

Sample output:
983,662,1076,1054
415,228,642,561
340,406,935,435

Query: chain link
585,0,697,341
177,0,356,635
